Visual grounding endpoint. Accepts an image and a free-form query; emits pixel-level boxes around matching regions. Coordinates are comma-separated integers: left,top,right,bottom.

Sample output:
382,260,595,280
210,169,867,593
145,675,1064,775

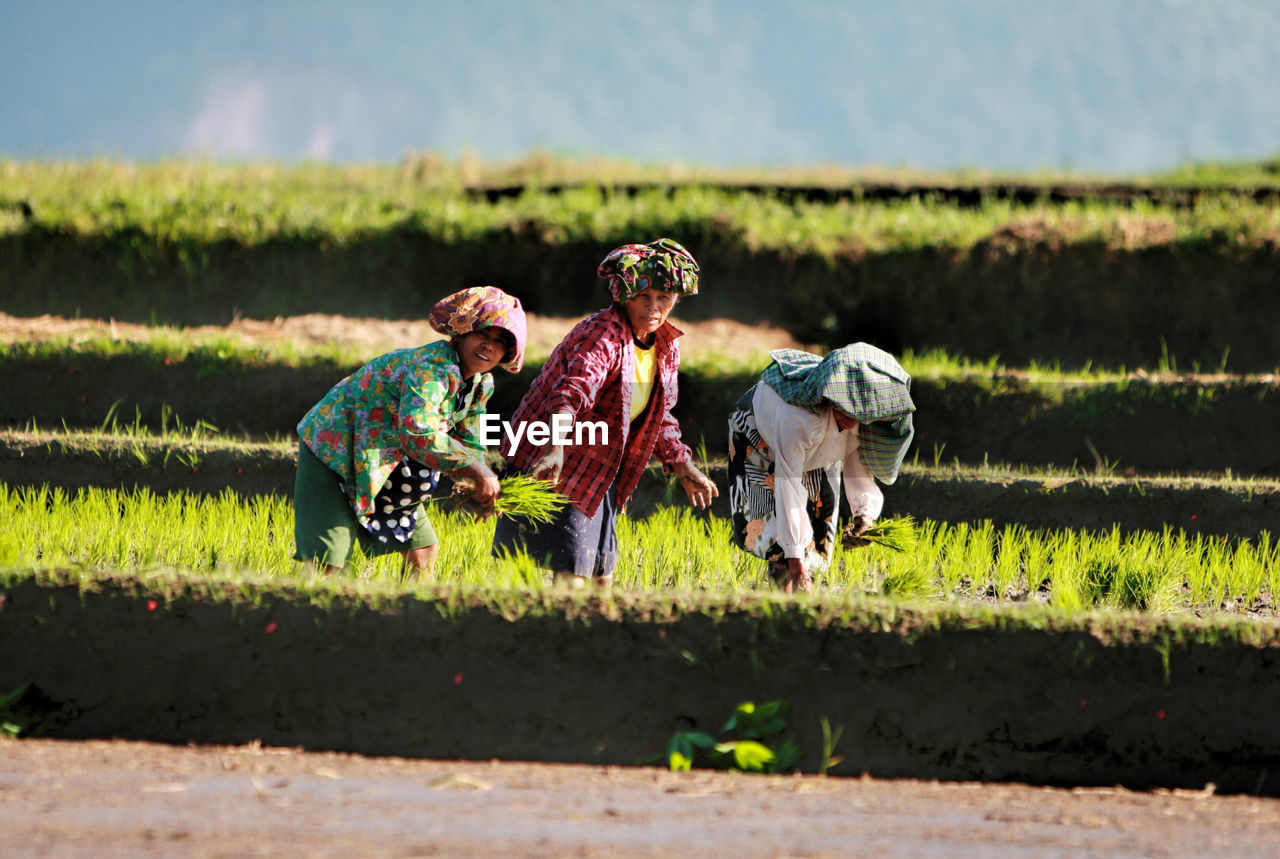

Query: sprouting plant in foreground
662,700,803,774
860,516,919,553
1,683,37,739
5,483,1279,616
452,474,570,524
818,716,845,776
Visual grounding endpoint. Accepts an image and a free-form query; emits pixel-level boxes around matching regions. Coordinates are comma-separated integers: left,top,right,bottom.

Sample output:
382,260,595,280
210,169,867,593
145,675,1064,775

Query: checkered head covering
760,344,916,484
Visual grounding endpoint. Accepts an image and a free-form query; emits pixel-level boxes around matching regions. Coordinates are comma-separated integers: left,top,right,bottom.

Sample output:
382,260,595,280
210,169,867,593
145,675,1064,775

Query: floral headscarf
428,286,528,373
597,238,700,302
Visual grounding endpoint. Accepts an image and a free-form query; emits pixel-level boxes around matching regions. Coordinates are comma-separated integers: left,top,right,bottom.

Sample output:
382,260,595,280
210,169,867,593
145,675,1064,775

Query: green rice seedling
1077,527,1123,606
6,480,1280,618
483,546,546,590
831,516,931,596
873,523,937,599
859,516,918,553
878,558,934,599
936,521,995,596
1113,543,1183,613
1193,535,1233,608
1044,529,1086,610
960,520,995,594
616,507,759,590
991,525,1027,598
1223,537,1268,608
1,683,37,738
829,535,883,594
452,474,569,525
1021,532,1052,597
1262,532,1280,608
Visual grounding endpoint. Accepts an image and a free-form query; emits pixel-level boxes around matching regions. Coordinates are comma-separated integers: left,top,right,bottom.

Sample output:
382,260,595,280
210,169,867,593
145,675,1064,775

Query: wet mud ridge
4,574,1280,796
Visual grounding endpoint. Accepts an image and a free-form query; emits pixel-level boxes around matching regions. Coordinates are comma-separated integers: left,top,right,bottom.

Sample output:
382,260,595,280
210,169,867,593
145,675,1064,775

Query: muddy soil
0,310,804,365
8,312,1280,477
8,576,1280,797
4,737,1278,857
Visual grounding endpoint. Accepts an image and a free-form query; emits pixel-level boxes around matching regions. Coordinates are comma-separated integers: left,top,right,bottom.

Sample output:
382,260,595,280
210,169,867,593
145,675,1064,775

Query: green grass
2,482,1276,618
8,423,1280,501
5,160,1280,259
10,327,1277,388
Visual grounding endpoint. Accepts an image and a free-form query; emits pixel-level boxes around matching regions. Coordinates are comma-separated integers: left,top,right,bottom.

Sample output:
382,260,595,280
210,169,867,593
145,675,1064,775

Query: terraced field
4,164,1280,801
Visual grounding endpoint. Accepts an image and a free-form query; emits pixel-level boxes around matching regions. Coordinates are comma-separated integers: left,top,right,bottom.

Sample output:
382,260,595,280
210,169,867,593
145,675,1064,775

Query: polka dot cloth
363,459,440,543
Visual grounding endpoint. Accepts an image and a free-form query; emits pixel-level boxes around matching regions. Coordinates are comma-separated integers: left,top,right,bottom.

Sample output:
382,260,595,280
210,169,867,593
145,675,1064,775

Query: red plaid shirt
502,305,692,515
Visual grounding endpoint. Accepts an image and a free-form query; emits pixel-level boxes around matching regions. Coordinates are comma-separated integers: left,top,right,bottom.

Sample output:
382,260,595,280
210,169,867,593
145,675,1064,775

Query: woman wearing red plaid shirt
493,238,718,586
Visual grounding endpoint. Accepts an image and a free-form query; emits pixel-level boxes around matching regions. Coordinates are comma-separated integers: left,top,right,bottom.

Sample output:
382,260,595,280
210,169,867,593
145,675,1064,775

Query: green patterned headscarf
760,343,916,484
597,238,700,302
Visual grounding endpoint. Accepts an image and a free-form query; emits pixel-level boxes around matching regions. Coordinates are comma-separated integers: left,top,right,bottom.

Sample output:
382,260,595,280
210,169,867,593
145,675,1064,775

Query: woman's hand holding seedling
452,460,500,507
841,514,874,549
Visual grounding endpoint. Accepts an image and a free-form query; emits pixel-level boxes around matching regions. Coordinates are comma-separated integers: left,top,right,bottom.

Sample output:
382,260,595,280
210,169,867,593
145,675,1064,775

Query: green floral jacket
297,340,491,522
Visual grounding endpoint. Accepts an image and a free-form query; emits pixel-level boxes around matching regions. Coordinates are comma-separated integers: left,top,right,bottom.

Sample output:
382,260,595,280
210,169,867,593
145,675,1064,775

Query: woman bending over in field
727,344,915,592
492,238,718,586
294,286,526,577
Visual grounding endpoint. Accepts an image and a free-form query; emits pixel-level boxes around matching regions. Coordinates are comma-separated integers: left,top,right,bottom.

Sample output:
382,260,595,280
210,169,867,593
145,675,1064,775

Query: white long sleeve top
752,382,884,559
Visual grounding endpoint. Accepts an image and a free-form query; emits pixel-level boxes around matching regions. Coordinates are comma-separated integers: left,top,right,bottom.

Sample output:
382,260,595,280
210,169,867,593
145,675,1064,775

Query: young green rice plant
818,716,845,776
617,507,759,590
960,520,996,595
871,522,937,599
933,521,996,596
1229,537,1269,607
1078,527,1124,606
1190,534,1231,608
451,474,569,525
6,480,1279,617
1043,529,1087,611
859,516,918,554
1260,531,1280,606
1022,531,1052,598
1112,537,1183,613
991,524,1028,598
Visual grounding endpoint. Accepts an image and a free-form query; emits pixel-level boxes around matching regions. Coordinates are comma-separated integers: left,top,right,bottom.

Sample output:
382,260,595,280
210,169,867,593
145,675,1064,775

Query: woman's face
455,328,509,378
832,407,859,432
623,288,678,341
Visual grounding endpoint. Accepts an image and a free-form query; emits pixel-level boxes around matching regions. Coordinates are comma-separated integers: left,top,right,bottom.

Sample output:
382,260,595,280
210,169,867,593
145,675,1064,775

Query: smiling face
455,328,512,378
622,288,678,343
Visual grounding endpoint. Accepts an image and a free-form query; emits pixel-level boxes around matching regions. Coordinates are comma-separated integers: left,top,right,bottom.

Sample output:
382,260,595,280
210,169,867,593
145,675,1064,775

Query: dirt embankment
5,575,1280,797
5,313,1280,476
6,231,1280,370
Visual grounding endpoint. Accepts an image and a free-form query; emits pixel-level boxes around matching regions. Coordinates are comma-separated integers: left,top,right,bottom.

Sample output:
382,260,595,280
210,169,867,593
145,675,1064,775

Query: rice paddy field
4,157,1280,795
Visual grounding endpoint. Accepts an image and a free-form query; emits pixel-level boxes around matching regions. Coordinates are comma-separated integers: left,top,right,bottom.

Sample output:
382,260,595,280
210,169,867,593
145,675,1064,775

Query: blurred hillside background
3,0,1279,172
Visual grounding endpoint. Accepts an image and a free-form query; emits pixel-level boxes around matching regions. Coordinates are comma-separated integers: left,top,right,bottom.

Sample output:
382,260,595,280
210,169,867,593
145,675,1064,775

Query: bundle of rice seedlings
452,474,570,524
844,515,918,553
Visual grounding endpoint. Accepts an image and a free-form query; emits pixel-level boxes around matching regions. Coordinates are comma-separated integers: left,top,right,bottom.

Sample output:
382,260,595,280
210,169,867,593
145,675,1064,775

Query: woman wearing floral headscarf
728,344,916,593
492,238,718,586
294,286,527,576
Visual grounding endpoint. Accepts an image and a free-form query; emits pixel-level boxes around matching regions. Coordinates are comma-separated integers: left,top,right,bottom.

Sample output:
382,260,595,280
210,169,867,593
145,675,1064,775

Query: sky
3,0,1279,173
